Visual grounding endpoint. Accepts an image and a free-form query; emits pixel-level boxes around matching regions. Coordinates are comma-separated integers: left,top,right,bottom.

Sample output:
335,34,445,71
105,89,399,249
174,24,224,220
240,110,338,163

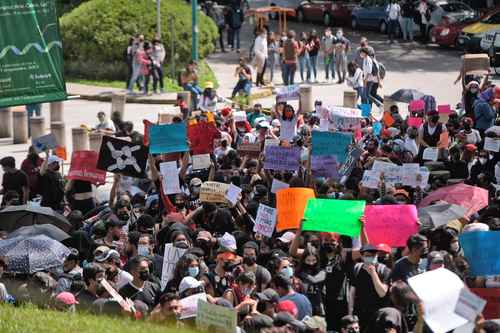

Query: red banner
67,150,106,185
470,288,500,319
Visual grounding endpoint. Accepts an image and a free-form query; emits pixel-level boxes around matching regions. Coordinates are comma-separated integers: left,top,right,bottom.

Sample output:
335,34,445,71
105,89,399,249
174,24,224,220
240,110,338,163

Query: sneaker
160,88,165,94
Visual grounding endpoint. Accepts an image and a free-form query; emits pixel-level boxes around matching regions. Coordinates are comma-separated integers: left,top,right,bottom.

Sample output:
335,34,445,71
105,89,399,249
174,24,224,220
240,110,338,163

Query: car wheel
297,9,305,23
380,21,387,34
323,12,332,26
351,17,358,30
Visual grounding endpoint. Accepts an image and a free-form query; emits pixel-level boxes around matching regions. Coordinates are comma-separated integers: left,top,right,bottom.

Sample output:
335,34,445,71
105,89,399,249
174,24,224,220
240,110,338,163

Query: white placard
233,111,247,123
401,163,420,186
265,138,280,147
423,147,439,161
160,243,187,290
454,287,487,322
225,183,242,206
159,161,181,195
253,204,277,238
192,154,211,170
408,268,468,333
179,293,207,319
361,170,380,189
271,178,290,194
484,137,500,152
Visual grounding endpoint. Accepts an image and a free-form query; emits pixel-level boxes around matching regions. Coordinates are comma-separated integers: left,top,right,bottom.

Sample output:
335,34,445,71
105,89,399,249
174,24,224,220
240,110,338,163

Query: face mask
363,256,377,265
118,212,129,221
479,158,487,165
52,164,60,171
175,202,186,210
281,266,294,279
348,327,360,333
188,266,199,277
304,263,317,272
112,234,120,241
322,243,337,253
430,116,440,123
138,245,150,256
470,88,478,94
336,32,343,38
139,270,150,281
450,241,460,253
223,262,235,272
243,255,257,266
378,255,390,265
420,247,429,258
464,124,471,130
241,287,254,296
174,240,189,249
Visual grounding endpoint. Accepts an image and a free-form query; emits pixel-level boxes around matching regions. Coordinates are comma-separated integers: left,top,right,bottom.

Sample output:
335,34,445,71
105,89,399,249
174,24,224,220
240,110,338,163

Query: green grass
0,303,198,333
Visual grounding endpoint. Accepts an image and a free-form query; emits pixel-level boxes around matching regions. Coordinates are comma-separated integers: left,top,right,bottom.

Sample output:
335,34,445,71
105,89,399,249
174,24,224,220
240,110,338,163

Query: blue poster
460,231,500,276
360,104,371,118
311,131,352,163
149,123,189,154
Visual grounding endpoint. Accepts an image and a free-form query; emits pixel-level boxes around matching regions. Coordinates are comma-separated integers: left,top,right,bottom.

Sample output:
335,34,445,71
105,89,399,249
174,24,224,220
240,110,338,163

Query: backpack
371,59,386,80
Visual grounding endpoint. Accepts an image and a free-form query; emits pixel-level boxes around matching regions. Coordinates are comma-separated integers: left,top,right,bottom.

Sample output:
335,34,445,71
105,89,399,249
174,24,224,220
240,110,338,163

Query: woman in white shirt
458,117,482,146
346,61,364,104
253,29,268,87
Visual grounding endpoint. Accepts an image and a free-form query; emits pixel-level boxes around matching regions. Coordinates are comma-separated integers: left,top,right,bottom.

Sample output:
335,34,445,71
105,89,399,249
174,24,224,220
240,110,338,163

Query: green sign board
0,0,67,108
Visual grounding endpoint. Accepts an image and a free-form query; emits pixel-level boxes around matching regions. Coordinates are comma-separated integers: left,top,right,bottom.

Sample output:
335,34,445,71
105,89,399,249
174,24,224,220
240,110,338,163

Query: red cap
376,243,392,254
277,300,298,318
221,107,232,117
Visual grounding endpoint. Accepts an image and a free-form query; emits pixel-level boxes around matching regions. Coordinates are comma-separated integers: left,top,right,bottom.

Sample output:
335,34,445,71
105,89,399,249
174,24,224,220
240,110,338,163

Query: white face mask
138,245,150,256
470,88,479,94
479,158,487,165
336,32,343,38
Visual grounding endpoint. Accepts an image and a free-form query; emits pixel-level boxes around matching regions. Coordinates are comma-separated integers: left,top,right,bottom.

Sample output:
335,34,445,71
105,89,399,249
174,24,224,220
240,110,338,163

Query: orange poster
383,112,395,127
438,132,449,148
276,188,315,232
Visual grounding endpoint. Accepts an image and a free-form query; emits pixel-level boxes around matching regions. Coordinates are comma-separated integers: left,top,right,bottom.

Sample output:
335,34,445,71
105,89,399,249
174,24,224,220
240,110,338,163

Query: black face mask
322,243,337,253
430,116,440,123
112,234,120,241
464,125,471,130
304,263,317,273
139,270,150,281
175,202,185,210
243,256,257,266
223,262,236,272
52,164,60,171
96,280,106,296
118,212,129,221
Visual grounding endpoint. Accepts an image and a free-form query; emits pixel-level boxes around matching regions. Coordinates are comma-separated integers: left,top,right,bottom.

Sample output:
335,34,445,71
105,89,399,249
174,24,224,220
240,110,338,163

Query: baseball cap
360,244,379,253
277,231,296,243
428,251,444,264
56,292,79,305
277,300,298,318
204,81,214,89
190,178,202,187
302,316,327,331
93,245,110,257
47,155,61,164
272,119,281,127
196,230,213,242
376,243,392,254
179,276,203,294
256,120,271,129
274,312,306,330
95,249,120,263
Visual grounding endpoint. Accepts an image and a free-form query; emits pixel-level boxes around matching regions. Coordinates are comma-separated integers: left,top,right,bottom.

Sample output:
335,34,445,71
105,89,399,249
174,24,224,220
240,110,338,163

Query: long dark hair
347,61,358,77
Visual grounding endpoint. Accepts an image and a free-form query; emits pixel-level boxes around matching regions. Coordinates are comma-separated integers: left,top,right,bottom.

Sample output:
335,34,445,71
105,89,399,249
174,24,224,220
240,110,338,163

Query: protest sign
484,137,500,152
339,146,363,178
233,111,247,122
360,104,371,117
200,181,230,203
254,204,277,238
311,131,352,163
276,84,300,102
438,104,451,114
149,123,189,154
311,155,339,179
54,146,67,161
187,122,220,154
238,143,262,158
67,151,106,185
101,279,124,304
454,287,487,322
324,106,364,130
97,136,149,178
409,100,425,112
373,121,382,136
408,268,468,333
303,199,365,237
408,117,423,128
271,178,289,193
225,183,242,206
459,231,500,276
192,154,211,170
276,188,315,232
179,293,207,319
423,147,439,161
264,145,301,171
265,138,280,147
470,289,500,319
161,243,187,290
383,112,395,127
365,205,418,247
401,163,420,186
439,132,449,148
196,300,237,333
361,170,380,189
365,162,427,188
32,133,58,153
159,161,181,195
143,119,152,146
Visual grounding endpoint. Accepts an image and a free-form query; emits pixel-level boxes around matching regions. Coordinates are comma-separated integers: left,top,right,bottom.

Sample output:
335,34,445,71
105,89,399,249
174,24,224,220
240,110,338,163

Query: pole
156,0,161,38
170,17,175,78
191,0,198,61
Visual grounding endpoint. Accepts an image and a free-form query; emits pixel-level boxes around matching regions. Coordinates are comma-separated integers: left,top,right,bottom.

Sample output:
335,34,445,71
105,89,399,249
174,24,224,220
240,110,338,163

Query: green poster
302,199,365,237
0,0,67,108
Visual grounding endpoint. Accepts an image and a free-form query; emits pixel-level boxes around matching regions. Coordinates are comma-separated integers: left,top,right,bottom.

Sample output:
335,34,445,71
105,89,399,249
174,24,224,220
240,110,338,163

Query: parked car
431,11,480,47
296,0,360,26
457,8,500,53
488,32,500,73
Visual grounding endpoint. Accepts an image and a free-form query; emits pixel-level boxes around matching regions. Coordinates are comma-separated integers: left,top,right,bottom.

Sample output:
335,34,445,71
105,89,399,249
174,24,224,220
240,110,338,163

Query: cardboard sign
200,181,230,203
32,133,58,153
408,117,423,128
196,300,237,333
409,100,425,112
365,205,419,247
361,170,380,189
159,161,181,195
233,111,247,122
303,199,365,237
484,137,500,152
264,145,301,171
438,104,451,114
311,155,339,179
276,84,300,102
423,147,439,161
160,243,187,290
311,131,352,163
192,154,212,170
237,143,262,158
97,136,149,178
438,132,449,149
254,204,277,238
271,178,289,194
460,231,500,276
276,188,315,232
225,183,242,206
67,151,106,185
149,123,189,154
454,287,487,322
463,53,490,76
470,288,500,319
179,293,207,319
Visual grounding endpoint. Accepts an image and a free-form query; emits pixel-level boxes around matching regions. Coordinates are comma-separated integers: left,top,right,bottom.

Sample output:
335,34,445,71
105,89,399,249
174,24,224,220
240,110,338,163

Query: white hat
47,155,61,164
219,232,237,251
257,120,271,129
271,119,281,127
179,276,203,294
462,222,490,233
278,231,296,243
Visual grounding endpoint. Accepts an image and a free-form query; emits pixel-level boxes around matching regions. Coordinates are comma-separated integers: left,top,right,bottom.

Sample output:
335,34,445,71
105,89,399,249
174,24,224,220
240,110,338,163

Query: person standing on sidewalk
360,48,383,106
417,0,430,44
346,61,364,104
127,35,145,94
321,28,335,83
253,28,268,87
298,31,311,83
151,38,166,94
334,29,350,84
282,30,299,86
355,37,375,67
231,57,252,99
386,0,401,44
400,0,415,42
307,29,320,83
267,32,279,85
229,3,244,53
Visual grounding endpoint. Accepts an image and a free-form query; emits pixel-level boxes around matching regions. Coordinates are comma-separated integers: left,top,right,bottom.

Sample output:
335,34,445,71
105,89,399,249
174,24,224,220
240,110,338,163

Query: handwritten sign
200,181,230,203
484,137,500,152
311,131,352,164
237,143,262,158
276,188,315,232
423,147,439,161
192,154,211,170
276,84,300,102
32,133,57,153
454,287,487,322
339,146,363,178
254,204,277,238
149,123,189,154
311,155,339,179
196,300,237,333
161,243,187,290
159,161,181,195
460,231,500,276
264,138,280,147
365,205,419,247
264,145,301,171
67,151,106,185
271,178,289,193
225,183,242,206
324,106,364,130
361,170,380,189
409,100,425,112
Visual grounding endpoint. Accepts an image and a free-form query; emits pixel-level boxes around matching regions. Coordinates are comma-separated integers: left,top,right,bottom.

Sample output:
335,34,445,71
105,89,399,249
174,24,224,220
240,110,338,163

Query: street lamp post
156,0,161,38
191,0,198,61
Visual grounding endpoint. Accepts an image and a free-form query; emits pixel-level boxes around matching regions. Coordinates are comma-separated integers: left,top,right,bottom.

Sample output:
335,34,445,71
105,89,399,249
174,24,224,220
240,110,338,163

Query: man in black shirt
119,256,160,310
390,234,428,283
77,263,105,313
0,156,29,205
39,154,65,211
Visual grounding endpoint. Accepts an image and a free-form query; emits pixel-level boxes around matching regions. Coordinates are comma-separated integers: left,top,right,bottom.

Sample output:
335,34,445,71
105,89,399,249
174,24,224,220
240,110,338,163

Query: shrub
60,0,217,81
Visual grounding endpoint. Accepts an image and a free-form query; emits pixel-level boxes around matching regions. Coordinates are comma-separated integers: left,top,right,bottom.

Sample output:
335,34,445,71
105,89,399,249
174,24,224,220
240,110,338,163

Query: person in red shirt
20,146,43,199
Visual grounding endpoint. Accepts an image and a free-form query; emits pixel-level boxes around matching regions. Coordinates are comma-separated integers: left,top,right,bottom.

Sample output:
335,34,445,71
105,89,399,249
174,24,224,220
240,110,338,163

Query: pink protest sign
409,100,425,112
438,104,451,114
365,204,419,247
408,117,423,128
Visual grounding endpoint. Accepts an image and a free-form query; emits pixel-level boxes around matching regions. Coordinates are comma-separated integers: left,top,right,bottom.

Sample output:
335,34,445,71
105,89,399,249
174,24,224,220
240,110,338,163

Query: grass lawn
0,304,198,333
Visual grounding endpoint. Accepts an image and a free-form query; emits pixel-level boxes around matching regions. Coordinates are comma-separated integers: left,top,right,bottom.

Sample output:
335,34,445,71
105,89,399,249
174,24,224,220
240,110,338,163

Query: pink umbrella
419,183,489,217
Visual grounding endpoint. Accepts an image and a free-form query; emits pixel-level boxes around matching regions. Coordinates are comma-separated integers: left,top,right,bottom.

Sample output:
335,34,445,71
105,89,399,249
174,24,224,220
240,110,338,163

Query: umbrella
418,204,467,229
390,89,425,103
419,183,489,217
7,224,70,242
0,204,72,233
0,235,71,274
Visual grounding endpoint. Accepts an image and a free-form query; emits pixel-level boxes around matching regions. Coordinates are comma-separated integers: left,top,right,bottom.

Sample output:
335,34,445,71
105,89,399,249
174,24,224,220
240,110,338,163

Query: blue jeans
401,17,414,41
232,79,251,98
324,54,335,80
354,87,364,104
232,28,241,50
268,53,277,83
298,55,310,82
365,81,383,106
282,63,297,86
308,54,318,81
183,83,203,108
388,19,399,42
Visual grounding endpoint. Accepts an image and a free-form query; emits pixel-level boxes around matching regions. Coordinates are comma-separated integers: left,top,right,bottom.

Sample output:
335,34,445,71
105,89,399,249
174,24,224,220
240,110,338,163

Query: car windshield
482,12,500,24
440,3,470,13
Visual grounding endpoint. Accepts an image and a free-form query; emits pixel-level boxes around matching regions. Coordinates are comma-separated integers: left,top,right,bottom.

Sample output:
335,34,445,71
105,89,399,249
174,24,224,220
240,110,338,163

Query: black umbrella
0,205,72,233
7,224,70,242
390,89,425,103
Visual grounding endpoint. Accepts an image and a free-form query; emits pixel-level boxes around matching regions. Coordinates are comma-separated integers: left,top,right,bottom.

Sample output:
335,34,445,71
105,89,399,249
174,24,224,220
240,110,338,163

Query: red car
296,0,360,27
431,12,482,48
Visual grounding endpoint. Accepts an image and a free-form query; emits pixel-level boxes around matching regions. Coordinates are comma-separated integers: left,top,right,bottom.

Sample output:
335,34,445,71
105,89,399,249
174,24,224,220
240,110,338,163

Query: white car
480,28,500,51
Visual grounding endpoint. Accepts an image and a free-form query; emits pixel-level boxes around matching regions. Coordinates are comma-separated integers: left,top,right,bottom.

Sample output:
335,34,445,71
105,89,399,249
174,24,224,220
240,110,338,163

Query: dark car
296,0,361,26
431,11,480,47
